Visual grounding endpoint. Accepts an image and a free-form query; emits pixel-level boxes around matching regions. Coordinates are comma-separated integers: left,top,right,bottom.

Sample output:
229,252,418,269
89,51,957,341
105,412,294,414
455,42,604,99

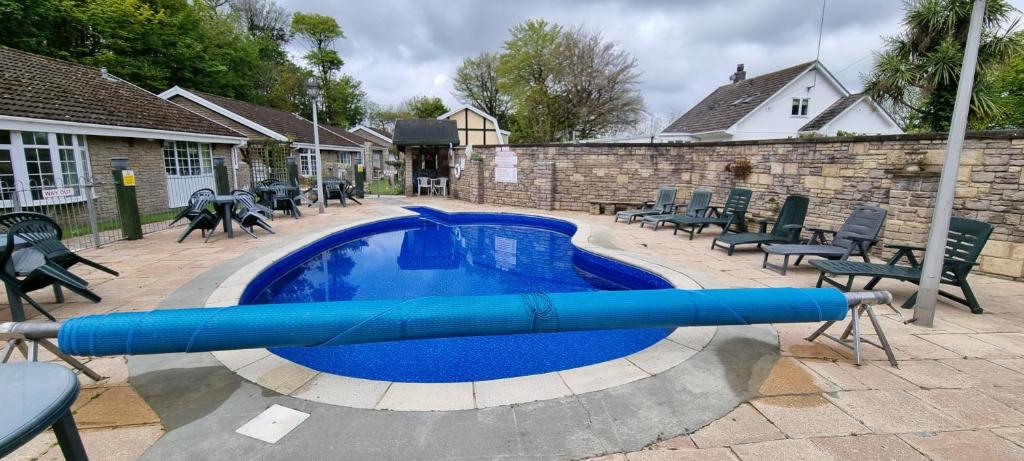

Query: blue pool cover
247,207,676,382
56,208,849,383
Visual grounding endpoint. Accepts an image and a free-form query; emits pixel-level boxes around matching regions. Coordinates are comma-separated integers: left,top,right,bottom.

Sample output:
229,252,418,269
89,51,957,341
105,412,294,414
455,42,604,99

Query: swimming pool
241,207,674,382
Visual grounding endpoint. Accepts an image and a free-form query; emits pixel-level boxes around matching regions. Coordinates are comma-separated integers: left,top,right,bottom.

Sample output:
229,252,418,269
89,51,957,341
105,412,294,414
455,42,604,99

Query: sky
280,0,1023,128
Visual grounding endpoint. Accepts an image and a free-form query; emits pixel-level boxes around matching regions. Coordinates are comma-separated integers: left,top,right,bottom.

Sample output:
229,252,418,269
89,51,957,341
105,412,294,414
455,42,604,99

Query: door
163,141,215,208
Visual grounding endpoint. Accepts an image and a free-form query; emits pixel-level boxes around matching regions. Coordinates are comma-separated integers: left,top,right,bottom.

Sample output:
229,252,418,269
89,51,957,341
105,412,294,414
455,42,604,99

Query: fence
0,172,216,251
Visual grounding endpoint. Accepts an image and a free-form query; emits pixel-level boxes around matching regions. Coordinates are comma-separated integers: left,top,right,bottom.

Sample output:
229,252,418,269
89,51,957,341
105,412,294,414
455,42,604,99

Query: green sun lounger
641,189,712,230
762,205,888,275
614,186,677,224
667,188,752,239
711,195,809,255
811,217,993,314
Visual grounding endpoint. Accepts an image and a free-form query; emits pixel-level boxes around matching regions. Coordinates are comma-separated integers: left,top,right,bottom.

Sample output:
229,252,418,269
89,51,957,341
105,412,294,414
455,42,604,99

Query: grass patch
62,209,182,239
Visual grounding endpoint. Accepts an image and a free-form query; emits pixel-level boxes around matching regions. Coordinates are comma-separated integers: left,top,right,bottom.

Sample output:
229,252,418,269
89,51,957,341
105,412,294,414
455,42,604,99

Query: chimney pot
730,64,747,83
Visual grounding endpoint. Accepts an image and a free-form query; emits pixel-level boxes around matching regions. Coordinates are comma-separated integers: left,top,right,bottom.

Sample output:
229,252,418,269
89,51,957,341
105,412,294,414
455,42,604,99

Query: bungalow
158,87,389,184
0,46,247,215
660,61,901,142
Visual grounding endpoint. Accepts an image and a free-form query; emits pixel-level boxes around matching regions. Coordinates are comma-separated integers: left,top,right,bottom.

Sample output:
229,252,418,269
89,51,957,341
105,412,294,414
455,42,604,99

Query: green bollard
111,157,142,240
213,156,230,195
354,163,365,198
286,157,299,187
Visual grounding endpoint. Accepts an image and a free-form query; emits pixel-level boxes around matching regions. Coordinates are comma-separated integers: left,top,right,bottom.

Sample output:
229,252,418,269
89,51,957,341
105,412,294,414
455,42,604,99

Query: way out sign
41,187,76,199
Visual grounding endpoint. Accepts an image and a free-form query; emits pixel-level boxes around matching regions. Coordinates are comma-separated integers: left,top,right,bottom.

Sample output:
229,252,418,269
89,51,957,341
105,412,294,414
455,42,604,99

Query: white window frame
791,98,810,117
298,149,318,176
163,141,214,177
0,130,92,206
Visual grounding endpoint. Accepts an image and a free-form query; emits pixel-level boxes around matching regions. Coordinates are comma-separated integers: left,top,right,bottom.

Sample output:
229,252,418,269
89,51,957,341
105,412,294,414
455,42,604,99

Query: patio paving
3,196,1024,460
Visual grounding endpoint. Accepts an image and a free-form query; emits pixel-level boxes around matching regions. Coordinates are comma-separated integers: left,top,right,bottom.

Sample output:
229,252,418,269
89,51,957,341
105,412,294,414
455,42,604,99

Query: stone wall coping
472,129,1024,149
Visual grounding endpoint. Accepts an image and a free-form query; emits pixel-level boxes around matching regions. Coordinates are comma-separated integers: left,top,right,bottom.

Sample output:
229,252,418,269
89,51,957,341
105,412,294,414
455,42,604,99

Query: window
299,149,318,176
0,130,89,204
791,98,810,116
163,141,213,176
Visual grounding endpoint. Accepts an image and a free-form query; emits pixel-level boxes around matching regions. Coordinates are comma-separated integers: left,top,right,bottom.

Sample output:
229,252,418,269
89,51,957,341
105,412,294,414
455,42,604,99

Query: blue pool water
241,207,674,382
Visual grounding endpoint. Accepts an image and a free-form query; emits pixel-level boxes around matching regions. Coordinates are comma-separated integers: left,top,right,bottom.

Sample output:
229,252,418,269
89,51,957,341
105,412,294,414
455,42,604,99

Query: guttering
0,115,247,145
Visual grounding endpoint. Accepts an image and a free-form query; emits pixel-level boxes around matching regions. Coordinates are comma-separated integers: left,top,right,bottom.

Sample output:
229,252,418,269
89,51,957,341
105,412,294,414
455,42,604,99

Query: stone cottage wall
448,131,1024,280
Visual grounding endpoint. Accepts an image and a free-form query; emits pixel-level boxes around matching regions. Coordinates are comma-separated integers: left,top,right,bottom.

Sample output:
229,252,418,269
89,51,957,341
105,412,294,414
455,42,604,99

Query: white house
660,61,902,142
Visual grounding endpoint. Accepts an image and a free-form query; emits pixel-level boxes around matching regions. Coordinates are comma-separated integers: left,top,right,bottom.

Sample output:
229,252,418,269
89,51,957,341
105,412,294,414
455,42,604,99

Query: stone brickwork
449,131,1024,279
86,136,241,219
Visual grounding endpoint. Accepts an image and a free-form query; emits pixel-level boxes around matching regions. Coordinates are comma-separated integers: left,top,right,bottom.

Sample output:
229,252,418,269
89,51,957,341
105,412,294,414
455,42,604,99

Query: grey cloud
280,0,1024,126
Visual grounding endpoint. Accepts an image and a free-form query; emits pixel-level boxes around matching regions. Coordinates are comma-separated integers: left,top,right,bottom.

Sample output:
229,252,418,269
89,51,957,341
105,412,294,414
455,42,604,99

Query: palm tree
864,0,1021,132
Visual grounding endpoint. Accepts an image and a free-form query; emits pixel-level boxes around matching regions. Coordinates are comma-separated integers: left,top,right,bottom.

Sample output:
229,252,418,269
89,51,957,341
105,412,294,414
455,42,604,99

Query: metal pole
913,0,986,327
312,98,325,214
83,176,101,248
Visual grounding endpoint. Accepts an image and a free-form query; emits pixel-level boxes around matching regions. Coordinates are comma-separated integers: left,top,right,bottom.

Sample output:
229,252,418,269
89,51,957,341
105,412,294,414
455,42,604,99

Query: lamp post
306,77,325,214
914,0,986,327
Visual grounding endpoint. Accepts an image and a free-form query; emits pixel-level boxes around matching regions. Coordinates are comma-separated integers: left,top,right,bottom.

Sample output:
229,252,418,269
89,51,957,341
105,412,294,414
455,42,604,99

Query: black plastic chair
177,195,221,243
0,213,118,279
230,190,275,238
2,219,104,318
169,189,215,227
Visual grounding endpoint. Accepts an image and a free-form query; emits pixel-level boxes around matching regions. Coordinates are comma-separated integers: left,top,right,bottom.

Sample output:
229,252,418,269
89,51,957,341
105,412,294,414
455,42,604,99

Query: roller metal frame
805,290,899,367
0,321,100,380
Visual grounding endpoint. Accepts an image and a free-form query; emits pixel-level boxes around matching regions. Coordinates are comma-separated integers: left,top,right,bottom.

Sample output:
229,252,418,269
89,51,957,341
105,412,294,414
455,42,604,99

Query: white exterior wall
730,69,845,140
822,99,903,136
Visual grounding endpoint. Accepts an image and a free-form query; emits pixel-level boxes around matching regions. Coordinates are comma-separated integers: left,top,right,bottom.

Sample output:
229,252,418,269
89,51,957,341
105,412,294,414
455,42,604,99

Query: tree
497,19,563,142
551,27,644,139
989,32,1024,129
291,12,344,88
864,0,1021,132
453,52,510,125
405,96,450,119
229,0,291,44
322,75,368,127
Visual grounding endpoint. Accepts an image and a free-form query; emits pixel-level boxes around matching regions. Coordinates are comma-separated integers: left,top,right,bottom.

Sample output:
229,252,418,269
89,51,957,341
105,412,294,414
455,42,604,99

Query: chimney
730,64,746,83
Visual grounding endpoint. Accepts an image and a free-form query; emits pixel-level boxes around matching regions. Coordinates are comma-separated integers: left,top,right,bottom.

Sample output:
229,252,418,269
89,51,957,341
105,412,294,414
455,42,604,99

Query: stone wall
449,131,1024,279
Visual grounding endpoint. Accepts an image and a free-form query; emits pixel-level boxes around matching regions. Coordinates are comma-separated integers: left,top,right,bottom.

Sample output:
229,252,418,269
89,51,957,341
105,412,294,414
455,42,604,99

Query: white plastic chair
417,177,431,195
433,177,448,196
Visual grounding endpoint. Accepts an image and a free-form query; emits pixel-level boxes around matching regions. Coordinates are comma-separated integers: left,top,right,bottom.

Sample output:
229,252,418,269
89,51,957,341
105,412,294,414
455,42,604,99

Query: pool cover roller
50,287,852,357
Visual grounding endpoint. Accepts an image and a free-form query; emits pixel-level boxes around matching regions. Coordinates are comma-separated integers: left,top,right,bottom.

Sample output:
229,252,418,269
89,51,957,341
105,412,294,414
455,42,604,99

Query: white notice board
494,147,518,184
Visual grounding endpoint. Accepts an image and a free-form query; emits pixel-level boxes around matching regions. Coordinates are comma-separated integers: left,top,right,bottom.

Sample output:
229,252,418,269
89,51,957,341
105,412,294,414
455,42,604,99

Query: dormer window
791,98,810,116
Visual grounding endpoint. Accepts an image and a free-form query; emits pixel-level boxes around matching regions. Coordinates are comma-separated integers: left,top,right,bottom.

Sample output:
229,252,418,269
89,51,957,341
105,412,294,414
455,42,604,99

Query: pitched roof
352,125,392,143
188,90,360,148
343,129,389,148
662,61,816,135
0,46,241,138
799,93,865,132
393,119,459,146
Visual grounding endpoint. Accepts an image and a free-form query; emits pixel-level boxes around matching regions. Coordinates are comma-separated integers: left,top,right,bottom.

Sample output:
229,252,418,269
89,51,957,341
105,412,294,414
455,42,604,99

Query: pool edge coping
204,203,716,411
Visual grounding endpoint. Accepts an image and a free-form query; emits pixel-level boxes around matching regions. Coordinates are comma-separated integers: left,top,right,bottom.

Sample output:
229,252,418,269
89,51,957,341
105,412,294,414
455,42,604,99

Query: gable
662,61,815,134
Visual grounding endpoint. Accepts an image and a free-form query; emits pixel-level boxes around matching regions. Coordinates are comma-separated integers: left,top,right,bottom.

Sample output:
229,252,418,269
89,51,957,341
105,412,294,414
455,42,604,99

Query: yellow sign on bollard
122,170,136,186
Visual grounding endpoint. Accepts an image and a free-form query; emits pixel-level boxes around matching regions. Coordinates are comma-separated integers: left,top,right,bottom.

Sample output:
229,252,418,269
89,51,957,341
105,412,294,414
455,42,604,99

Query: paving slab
689,404,784,448
876,359,978,389
978,386,1024,413
78,356,130,388
809,434,925,460
473,372,573,408
730,438,831,461
799,359,917,391
5,430,56,461
991,426,1024,447
824,390,963,433
919,334,1018,358
627,448,738,460
900,430,1024,461
648,434,696,451
290,374,390,409
73,385,161,429
558,358,650,395
44,425,164,461
971,333,1024,355
375,382,475,411
939,358,1024,387
908,388,1024,428
756,357,837,396
626,340,698,375
750,394,869,438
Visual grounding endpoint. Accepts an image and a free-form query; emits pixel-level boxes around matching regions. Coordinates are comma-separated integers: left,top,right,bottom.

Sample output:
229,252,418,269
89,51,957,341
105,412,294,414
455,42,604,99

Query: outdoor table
0,362,88,461
211,195,238,238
